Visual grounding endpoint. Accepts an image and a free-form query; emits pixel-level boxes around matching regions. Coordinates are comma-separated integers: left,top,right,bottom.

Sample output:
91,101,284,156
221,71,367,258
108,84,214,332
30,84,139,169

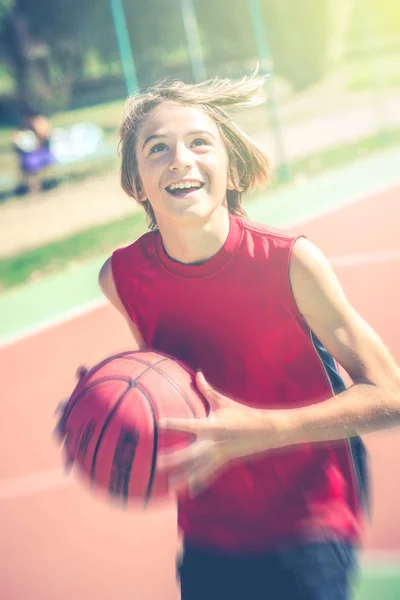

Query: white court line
0,468,71,500
361,552,400,575
331,250,400,268
0,296,107,351
1,186,399,503
362,551,400,565
284,182,398,230
1,473,400,571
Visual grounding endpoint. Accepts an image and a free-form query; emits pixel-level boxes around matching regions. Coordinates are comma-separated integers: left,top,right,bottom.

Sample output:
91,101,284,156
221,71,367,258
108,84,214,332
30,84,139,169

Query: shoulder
99,230,156,308
98,256,120,308
289,237,347,323
289,237,332,282
241,217,296,241
238,216,301,267
241,216,299,251
98,254,136,319
113,230,156,266
98,255,147,348
98,253,133,315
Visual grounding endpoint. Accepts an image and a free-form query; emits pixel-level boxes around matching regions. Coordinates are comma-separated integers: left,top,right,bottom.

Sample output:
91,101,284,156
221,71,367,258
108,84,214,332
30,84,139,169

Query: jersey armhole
110,250,139,325
285,234,310,327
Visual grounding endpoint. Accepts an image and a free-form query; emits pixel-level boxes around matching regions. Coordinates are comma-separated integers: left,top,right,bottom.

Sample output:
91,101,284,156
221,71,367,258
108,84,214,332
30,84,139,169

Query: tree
0,0,193,112
0,0,104,113
258,0,353,90
195,0,352,90
0,0,366,114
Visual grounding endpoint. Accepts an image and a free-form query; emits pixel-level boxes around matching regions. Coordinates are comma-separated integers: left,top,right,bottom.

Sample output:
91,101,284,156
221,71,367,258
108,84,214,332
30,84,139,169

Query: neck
156,207,231,265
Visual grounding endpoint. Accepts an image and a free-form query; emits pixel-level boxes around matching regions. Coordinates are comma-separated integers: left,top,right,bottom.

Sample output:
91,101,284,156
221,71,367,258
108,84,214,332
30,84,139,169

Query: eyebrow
142,129,217,150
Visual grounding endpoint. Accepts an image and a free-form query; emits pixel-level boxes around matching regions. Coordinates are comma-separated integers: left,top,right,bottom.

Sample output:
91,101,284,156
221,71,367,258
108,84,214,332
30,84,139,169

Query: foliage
0,0,397,111
194,0,352,89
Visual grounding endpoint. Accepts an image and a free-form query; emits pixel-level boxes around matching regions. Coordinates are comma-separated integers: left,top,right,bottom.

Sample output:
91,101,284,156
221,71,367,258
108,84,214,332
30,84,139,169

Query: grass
291,127,400,175
52,99,125,131
1,125,400,293
0,211,147,290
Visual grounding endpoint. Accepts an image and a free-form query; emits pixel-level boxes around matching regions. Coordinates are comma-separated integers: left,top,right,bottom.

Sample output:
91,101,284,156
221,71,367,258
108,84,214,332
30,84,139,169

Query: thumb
195,372,230,411
76,366,89,381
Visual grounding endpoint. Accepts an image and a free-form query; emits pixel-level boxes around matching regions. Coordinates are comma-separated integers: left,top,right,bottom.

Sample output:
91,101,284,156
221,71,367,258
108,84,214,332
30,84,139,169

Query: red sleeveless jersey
112,214,368,553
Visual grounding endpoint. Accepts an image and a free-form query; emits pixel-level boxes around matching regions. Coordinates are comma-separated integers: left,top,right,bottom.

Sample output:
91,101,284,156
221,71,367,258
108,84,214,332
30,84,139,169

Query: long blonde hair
119,73,271,230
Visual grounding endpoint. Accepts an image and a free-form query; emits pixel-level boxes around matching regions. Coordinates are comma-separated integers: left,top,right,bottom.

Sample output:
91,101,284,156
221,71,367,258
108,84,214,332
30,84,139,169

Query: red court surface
1,186,399,599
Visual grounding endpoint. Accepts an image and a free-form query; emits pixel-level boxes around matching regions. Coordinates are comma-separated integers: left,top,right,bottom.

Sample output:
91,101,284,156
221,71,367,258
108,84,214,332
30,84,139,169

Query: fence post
180,0,207,82
110,0,139,94
248,0,290,182
360,0,389,146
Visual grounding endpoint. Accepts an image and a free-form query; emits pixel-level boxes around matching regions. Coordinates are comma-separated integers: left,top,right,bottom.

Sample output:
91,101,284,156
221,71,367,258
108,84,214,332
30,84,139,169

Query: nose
168,141,194,172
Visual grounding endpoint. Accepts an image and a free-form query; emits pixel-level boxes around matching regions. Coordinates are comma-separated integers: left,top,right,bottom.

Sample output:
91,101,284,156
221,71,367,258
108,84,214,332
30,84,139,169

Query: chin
171,200,215,220
174,208,211,224
157,197,225,226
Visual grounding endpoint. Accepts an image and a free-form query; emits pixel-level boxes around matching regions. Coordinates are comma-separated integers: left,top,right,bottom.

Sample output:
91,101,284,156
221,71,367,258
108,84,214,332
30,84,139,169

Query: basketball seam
90,383,131,482
63,352,168,420
62,357,169,428
62,376,133,427
121,355,170,368
134,382,158,504
139,362,198,417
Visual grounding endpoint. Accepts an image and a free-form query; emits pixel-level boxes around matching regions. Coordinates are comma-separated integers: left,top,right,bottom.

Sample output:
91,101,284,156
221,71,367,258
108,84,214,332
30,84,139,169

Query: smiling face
135,102,234,227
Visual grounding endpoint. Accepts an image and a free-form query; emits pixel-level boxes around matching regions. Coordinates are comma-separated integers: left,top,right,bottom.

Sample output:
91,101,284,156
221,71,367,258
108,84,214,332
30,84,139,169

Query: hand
53,366,89,471
157,372,280,497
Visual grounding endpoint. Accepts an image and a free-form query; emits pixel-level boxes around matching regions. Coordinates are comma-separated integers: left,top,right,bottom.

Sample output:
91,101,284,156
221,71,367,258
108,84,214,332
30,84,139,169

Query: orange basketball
58,350,208,506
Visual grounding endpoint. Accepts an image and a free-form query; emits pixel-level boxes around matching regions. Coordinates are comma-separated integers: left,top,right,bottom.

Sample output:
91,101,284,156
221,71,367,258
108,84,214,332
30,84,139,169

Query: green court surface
356,570,400,599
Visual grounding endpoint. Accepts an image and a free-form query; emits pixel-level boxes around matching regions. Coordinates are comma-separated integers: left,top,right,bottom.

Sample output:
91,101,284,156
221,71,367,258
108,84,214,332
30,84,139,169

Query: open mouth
165,181,205,197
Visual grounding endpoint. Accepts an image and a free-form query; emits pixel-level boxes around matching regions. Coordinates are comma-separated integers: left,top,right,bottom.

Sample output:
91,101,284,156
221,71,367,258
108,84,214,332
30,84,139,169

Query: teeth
168,181,202,191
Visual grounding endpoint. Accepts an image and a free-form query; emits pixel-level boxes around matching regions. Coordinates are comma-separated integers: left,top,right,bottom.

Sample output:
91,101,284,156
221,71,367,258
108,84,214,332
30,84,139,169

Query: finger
60,442,75,474
54,399,68,417
158,417,211,435
53,410,68,444
76,366,89,380
52,423,65,445
167,463,198,494
195,372,229,410
157,447,195,472
63,454,74,474
167,455,216,496
186,458,225,498
157,437,215,469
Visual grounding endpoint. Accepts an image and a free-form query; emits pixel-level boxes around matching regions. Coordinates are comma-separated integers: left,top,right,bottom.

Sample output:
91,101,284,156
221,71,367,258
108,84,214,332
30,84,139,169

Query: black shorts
178,537,358,600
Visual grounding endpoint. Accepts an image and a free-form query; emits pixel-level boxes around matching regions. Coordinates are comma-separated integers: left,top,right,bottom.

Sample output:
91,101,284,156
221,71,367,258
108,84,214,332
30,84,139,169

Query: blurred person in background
12,100,55,194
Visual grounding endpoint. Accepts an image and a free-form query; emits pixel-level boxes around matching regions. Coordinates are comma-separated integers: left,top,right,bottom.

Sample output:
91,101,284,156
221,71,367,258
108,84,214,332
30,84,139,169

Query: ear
227,165,241,192
133,174,147,202
135,184,147,202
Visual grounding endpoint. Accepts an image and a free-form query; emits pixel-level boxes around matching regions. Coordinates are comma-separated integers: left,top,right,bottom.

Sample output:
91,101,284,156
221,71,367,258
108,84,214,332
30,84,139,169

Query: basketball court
1,170,400,599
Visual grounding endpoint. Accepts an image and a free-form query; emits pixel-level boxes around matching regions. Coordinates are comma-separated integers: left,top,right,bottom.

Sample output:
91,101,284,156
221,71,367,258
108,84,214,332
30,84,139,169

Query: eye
191,138,209,147
149,142,168,154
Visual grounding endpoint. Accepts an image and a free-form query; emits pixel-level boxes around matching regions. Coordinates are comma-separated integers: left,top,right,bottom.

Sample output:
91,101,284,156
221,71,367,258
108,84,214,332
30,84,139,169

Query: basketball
58,350,208,505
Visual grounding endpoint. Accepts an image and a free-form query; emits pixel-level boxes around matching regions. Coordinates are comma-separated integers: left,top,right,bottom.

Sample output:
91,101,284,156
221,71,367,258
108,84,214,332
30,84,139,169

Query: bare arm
99,257,147,350
268,237,400,445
